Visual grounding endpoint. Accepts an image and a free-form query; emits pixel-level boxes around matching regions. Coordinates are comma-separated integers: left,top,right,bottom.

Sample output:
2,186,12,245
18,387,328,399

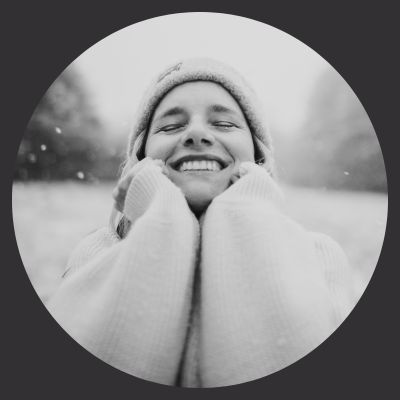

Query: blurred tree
282,68,387,192
15,66,124,181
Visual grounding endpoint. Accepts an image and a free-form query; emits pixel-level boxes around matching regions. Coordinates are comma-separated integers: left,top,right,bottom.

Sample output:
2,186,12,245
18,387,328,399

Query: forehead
153,81,243,116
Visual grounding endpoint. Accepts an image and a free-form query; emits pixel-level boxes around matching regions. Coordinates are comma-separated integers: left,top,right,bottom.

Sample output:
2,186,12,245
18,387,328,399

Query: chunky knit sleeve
47,165,199,386
311,232,358,323
62,227,120,278
199,162,358,387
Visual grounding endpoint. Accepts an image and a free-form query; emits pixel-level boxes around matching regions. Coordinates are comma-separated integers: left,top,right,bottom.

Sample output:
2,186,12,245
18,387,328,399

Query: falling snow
40,144,47,151
344,171,350,176
76,171,85,180
27,153,37,163
54,126,62,134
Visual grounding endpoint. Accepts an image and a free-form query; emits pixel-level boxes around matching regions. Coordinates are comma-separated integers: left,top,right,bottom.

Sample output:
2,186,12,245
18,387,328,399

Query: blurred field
12,181,387,303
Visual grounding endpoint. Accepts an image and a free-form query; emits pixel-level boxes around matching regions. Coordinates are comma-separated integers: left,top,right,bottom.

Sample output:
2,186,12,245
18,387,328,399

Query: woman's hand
229,161,269,184
217,161,282,206
112,157,168,213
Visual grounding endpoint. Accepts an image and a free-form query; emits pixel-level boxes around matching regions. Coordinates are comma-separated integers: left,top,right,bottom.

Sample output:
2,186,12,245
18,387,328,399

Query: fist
230,161,268,185
112,157,168,212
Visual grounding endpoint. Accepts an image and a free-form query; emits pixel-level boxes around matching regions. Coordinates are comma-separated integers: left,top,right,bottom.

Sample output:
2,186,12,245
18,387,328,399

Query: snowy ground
12,181,387,303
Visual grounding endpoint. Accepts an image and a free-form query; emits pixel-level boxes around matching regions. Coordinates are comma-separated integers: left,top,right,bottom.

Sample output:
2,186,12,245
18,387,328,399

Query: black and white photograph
12,12,388,388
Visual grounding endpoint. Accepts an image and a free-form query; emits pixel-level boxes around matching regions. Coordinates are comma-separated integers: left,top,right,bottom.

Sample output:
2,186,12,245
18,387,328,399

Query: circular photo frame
12,12,387,388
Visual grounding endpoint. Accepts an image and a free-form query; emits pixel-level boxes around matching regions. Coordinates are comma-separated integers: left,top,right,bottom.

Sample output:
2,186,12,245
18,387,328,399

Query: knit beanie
125,57,275,176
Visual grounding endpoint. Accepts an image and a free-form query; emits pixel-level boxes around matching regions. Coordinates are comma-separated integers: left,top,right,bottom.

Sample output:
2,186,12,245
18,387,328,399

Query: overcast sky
71,13,332,139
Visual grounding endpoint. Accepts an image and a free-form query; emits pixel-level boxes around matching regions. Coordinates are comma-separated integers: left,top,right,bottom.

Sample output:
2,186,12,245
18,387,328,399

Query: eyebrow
208,104,238,115
154,106,187,121
153,103,241,123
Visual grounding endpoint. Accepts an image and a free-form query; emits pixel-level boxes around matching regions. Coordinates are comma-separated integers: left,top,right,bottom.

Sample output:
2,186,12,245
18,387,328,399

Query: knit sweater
47,162,357,388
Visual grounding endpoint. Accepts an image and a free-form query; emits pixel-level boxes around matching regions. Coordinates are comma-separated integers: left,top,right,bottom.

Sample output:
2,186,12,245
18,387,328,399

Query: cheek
224,135,256,163
144,136,175,161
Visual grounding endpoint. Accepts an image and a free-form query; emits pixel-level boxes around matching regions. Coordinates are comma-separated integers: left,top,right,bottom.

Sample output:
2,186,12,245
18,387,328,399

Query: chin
167,167,232,216
182,183,226,217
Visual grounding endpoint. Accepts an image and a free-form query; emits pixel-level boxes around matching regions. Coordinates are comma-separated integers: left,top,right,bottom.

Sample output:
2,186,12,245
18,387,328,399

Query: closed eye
213,121,237,128
157,124,184,133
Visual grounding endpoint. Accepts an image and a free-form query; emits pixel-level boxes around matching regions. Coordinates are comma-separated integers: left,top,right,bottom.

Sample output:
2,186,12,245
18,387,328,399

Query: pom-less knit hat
125,57,275,176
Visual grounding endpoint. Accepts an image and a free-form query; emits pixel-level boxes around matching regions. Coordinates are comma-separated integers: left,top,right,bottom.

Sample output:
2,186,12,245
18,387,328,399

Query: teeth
178,160,222,172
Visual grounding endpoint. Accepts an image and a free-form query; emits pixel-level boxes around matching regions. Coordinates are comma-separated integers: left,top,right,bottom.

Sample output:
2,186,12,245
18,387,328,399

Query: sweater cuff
123,166,187,223
213,163,283,207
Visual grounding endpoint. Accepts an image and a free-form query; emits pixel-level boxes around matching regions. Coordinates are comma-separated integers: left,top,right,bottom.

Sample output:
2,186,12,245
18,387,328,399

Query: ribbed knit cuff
123,165,187,223
213,162,283,207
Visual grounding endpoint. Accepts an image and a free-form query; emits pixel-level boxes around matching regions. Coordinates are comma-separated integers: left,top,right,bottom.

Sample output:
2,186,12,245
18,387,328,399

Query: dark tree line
15,66,124,181
16,65,387,192
279,68,387,192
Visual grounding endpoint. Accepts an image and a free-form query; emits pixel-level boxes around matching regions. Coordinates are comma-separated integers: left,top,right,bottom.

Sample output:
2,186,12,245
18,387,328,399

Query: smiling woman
144,81,255,217
46,58,359,387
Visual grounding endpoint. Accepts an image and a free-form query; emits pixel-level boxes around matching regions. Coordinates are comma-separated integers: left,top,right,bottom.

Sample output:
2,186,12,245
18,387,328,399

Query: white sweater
47,162,357,387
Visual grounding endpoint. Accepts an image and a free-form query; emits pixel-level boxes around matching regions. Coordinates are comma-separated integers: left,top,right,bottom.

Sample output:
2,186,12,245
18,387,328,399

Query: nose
181,123,215,148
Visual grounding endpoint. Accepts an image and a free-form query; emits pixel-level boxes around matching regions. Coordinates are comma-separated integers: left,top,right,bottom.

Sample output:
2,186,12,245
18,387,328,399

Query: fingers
239,161,265,177
151,158,170,177
112,157,167,212
230,171,241,185
229,161,265,185
119,158,161,189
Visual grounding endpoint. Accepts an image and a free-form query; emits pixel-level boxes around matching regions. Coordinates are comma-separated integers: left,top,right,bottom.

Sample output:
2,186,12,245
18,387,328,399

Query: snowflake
40,144,47,151
27,153,37,163
76,171,85,180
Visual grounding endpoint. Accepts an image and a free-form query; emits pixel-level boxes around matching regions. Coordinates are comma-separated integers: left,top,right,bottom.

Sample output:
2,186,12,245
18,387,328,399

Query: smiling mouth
177,160,222,172
171,155,229,173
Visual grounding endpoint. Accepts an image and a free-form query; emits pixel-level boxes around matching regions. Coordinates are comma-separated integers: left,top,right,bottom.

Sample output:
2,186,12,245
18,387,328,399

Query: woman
47,58,357,387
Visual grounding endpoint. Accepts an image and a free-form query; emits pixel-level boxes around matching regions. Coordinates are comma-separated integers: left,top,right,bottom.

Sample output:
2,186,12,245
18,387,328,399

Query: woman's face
145,81,255,216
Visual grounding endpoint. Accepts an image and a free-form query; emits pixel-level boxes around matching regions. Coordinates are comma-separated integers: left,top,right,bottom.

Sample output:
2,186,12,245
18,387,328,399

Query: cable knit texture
47,163,357,387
